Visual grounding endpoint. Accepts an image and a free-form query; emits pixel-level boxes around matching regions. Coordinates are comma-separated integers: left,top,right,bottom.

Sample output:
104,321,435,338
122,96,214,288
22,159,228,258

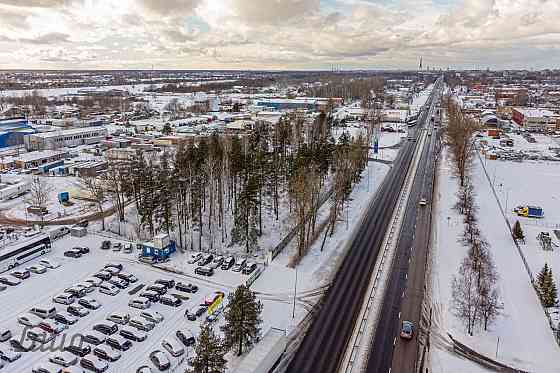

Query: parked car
79,297,101,310
149,350,170,371
101,241,111,250
103,266,120,275
49,351,78,367
128,317,155,332
18,313,43,327
139,290,160,302
123,243,134,253
155,279,175,289
9,338,38,352
0,328,11,343
159,295,182,307
232,258,247,272
53,293,76,305
108,278,128,289
194,266,213,277
64,249,82,258
82,331,106,346
75,220,89,228
120,326,147,342
0,346,21,362
26,327,55,343
117,272,138,283
39,259,60,269
198,254,213,266
74,246,90,254
419,198,427,206
65,286,87,298
400,320,414,340
38,320,67,335
54,312,78,325
0,276,20,286
76,282,95,293
99,283,119,296
176,330,195,347
175,282,198,293
93,344,121,362
107,312,130,325
204,292,225,306
139,310,164,324
221,256,235,270
187,253,202,264
80,354,109,372
11,270,30,279
84,277,103,287
146,284,167,295
112,242,122,252
161,338,184,357
129,297,151,310
26,264,47,274
67,304,90,317
242,262,257,275
209,256,224,269
93,271,111,281
92,322,118,336
64,342,92,357
105,335,132,351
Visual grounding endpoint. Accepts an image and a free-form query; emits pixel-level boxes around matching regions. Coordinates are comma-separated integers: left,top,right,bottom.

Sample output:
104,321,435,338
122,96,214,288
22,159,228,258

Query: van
30,305,57,319
53,293,75,305
129,297,151,310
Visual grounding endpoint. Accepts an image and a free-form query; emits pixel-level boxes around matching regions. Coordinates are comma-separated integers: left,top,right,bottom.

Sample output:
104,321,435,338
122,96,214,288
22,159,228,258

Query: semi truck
515,205,544,218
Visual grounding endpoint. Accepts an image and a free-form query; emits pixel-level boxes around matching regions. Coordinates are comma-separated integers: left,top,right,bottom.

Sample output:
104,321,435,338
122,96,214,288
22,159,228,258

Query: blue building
0,117,36,148
141,233,176,261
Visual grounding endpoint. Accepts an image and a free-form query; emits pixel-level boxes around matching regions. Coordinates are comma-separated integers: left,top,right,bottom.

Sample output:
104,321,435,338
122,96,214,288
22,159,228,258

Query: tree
188,323,227,373
81,176,106,230
445,102,479,187
452,256,479,335
512,220,525,243
537,263,558,308
29,176,53,209
162,122,172,135
222,285,263,356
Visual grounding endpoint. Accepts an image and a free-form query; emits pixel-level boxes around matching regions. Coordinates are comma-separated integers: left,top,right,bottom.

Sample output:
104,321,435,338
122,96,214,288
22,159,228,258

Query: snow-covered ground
430,146,560,372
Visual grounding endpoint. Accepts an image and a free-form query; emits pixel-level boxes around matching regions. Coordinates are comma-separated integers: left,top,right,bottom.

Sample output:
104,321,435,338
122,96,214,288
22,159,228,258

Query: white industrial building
24,127,108,151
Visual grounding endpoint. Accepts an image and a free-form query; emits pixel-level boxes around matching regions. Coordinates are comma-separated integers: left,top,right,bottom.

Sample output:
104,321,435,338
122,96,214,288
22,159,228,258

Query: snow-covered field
430,145,560,372
0,233,295,372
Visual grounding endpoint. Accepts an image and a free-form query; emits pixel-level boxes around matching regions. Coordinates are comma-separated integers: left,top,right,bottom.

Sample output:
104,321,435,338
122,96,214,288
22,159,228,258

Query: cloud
19,32,70,44
138,0,201,16
229,0,320,24
0,0,72,8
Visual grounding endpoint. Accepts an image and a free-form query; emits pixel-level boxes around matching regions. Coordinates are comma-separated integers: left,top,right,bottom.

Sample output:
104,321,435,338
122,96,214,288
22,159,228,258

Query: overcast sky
0,0,557,70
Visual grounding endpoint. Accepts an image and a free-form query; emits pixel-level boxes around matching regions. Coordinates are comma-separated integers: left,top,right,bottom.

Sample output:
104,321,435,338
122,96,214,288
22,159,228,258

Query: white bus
0,234,52,274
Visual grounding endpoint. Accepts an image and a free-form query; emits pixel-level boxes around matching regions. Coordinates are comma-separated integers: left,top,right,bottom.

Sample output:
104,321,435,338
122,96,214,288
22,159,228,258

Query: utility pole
292,266,298,319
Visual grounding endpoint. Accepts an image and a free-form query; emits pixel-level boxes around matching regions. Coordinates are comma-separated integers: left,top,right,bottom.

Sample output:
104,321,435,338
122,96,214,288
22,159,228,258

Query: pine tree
537,263,558,308
188,323,227,373
512,220,525,242
222,285,263,356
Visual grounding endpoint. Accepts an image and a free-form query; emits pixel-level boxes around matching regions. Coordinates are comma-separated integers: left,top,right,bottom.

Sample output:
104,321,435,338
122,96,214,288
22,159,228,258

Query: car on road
161,338,184,357
175,282,198,293
101,240,111,250
194,266,213,277
67,304,90,317
54,312,78,325
139,310,164,324
79,297,101,310
187,253,202,264
93,322,118,336
93,344,121,362
39,259,60,269
0,276,21,286
64,250,82,258
123,243,134,253
400,320,414,340
0,346,21,362
26,264,47,274
11,270,31,279
49,351,78,367
419,198,427,206
80,354,109,372
149,350,171,371
221,256,235,270
176,330,195,347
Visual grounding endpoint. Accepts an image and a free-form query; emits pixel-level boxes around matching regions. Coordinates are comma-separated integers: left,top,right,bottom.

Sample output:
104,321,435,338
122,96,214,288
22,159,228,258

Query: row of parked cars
0,258,61,291
188,253,257,277
101,240,134,254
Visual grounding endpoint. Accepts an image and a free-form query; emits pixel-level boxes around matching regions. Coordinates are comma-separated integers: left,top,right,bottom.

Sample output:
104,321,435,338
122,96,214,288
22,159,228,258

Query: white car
93,344,122,362
0,346,21,362
106,312,130,325
161,338,185,357
139,310,164,324
99,283,119,296
78,297,101,310
39,259,61,269
187,253,202,264
80,354,109,372
26,264,47,274
84,277,102,287
18,313,43,327
419,198,427,206
76,282,95,292
49,351,78,367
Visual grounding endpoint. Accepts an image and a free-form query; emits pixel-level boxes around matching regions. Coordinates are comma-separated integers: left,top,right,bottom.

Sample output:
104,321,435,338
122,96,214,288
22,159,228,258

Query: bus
0,234,52,274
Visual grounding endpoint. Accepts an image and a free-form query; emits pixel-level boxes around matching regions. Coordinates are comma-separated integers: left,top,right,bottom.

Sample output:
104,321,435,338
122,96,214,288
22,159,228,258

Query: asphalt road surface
366,84,442,373
287,80,442,373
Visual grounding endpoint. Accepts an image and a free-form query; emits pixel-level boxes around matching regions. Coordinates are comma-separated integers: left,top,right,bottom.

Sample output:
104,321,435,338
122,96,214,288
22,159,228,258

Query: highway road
366,82,442,373
286,79,442,373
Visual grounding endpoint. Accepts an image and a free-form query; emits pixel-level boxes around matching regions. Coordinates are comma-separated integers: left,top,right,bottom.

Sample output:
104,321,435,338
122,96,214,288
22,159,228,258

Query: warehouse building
24,127,108,151
511,108,558,132
14,150,68,170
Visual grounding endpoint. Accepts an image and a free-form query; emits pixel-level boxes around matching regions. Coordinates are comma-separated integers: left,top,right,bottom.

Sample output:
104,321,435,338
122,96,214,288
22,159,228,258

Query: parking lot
0,234,232,372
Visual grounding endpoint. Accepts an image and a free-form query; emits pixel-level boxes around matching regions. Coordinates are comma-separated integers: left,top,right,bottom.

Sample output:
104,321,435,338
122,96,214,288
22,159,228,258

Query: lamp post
292,266,298,319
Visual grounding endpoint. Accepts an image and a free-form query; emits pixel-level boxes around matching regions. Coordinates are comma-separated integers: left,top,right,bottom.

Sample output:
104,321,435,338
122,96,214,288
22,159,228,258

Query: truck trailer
516,205,544,218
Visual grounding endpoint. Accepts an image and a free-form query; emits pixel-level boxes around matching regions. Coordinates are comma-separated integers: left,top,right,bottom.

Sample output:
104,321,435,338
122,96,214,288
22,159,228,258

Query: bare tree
445,103,479,187
29,176,54,225
81,176,106,230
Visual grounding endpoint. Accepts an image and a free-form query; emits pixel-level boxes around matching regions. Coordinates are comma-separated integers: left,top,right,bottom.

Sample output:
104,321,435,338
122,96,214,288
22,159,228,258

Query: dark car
108,278,128,289
65,343,92,357
155,279,175,289
64,250,82,258
242,262,257,275
400,321,414,340
120,328,147,342
150,350,170,371
93,323,118,336
195,306,207,317
104,263,123,271
116,272,138,283
146,284,167,295
54,313,78,325
139,291,160,302
198,254,213,266
93,271,112,281
9,338,37,352
194,266,213,277
101,240,111,250
67,305,89,317
159,295,182,307
74,246,90,254
221,256,235,270
11,270,30,280
0,276,20,286
175,282,198,293
106,335,132,351
176,330,195,347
